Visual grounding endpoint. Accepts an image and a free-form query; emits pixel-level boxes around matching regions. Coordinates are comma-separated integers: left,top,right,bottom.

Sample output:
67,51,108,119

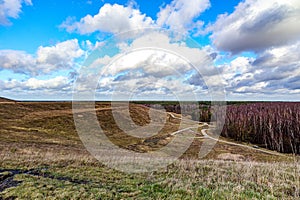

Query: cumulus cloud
0,50,35,73
87,31,218,83
36,39,84,73
25,76,69,90
0,39,84,75
0,0,32,25
221,42,300,97
209,0,300,53
60,3,154,34
156,0,210,34
0,76,72,100
0,76,70,91
61,0,210,35
72,31,222,101
118,32,214,74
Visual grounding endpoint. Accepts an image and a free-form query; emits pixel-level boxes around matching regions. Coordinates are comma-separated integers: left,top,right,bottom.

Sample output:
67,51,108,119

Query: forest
143,102,300,154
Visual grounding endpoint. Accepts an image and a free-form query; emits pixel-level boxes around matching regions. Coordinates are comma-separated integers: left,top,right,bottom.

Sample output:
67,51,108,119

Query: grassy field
0,101,299,199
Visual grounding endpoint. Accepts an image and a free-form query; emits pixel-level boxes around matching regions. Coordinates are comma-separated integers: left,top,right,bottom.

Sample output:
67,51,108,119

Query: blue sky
0,0,300,101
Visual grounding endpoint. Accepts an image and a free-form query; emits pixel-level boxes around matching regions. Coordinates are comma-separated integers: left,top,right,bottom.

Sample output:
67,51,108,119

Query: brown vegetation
0,101,299,199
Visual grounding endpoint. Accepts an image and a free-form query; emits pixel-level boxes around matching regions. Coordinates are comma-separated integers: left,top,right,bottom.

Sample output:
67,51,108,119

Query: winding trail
167,113,288,157
20,103,289,157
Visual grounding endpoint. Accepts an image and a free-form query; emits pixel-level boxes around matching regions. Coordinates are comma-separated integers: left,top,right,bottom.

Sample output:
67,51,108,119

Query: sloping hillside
0,102,298,199
0,97,15,103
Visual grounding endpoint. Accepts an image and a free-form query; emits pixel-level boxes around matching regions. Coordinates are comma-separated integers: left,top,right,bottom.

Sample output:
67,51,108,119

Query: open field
0,101,299,199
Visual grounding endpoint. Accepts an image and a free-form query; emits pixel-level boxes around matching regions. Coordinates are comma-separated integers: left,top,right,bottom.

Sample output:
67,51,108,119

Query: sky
0,0,300,101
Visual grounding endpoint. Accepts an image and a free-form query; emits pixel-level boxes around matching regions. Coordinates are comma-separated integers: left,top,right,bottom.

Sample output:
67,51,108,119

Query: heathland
0,99,299,199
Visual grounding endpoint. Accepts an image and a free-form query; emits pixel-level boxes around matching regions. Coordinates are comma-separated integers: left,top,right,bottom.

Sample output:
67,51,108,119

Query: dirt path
167,113,288,157
21,104,289,157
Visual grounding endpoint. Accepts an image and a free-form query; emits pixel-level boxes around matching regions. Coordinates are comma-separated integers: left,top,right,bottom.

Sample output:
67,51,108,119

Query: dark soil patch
0,168,94,192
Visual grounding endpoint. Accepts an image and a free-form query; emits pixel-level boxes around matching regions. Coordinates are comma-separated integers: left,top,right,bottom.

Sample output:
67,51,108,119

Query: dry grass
1,144,299,199
0,102,299,199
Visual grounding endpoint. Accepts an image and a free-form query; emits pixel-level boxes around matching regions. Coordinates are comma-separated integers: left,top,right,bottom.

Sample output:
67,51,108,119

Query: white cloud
120,32,214,73
221,56,254,81
0,0,32,25
73,31,222,100
220,42,300,97
156,0,210,34
0,39,84,75
60,3,155,34
0,50,36,73
209,0,300,53
61,0,210,35
0,76,72,100
253,41,300,69
36,39,84,73
87,31,218,81
25,76,69,90
1,76,70,90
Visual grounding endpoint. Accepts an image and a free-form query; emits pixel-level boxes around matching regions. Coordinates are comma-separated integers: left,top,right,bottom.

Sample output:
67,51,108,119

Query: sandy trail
18,103,289,157
168,113,288,157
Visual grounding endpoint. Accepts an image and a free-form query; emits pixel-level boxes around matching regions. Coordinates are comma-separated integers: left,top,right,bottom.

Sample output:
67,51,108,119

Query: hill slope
0,97,15,103
0,102,298,199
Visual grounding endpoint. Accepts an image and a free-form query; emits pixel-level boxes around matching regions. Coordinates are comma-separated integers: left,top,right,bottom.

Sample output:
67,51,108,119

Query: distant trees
222,103,300,154
147,103,203,116
162,104,212,122
144,102,300,154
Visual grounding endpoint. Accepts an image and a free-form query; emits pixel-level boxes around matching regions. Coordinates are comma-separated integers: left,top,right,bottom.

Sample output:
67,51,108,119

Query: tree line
145,102,300,154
